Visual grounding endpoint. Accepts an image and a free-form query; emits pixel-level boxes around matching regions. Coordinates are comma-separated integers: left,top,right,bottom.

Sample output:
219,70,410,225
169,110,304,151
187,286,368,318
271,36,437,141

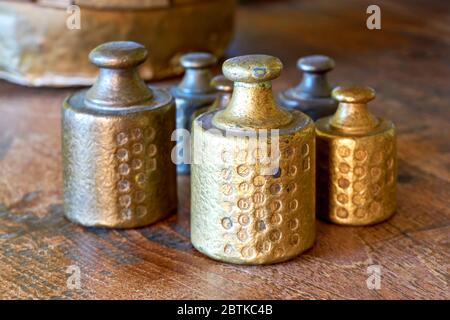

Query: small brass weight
208,75,234,111
62,41,177,228
190,74,233,122
191,55,316,264
316,86,397,225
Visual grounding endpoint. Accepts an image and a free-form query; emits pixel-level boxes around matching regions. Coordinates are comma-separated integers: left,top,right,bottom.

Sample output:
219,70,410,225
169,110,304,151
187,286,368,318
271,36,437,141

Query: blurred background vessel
0,0,236,87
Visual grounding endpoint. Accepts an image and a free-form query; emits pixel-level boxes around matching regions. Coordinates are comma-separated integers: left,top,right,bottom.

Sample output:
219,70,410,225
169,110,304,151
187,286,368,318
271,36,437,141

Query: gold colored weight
316,86,397,225
191,55,316,264
190,75,233,123
62,41,177,228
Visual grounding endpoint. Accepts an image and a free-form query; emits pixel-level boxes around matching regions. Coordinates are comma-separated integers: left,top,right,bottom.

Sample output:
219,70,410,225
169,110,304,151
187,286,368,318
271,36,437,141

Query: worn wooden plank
0,0,449,299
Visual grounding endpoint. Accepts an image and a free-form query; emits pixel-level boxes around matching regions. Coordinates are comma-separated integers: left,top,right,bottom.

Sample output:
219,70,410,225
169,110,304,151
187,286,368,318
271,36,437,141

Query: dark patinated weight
278,55,337,120
171,52,218,174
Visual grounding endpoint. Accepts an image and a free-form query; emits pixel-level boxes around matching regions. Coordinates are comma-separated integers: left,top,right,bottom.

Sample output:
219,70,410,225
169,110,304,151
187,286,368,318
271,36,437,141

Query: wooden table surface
0,0,449,299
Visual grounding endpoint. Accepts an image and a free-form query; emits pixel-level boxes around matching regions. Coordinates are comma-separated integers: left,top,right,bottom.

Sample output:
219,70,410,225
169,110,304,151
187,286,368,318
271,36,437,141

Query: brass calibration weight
171,52,217,174
278,55,337,120
62,41,177,228
191,55,316,264
190,74,233,122
316,86,397,226
208,74,234,110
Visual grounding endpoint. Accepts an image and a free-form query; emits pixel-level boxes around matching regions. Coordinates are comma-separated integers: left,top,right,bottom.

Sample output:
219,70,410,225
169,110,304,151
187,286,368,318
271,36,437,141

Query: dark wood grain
0,0,449,299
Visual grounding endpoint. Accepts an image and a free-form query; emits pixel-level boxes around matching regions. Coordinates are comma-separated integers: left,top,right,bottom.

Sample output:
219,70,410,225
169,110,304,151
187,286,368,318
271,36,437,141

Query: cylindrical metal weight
62,41,177,228
191,55,316,264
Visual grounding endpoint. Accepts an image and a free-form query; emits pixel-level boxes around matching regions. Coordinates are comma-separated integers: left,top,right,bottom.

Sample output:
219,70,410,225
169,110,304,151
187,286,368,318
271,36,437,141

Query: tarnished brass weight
62,41,177,228
191,55,316,264
190,75,233,123
316,86,397,226
278,55,337,120
171,52,218,174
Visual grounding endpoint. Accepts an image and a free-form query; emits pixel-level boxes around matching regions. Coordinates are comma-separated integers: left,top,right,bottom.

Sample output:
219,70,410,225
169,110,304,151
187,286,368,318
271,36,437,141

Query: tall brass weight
316,86,397,226
191,55,316,264
62,41,177,228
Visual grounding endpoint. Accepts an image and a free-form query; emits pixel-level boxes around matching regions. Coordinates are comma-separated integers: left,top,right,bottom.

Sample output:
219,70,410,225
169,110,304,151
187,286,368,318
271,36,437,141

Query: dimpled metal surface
316,86,397,226
62,41,177,228
191,55,316,264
